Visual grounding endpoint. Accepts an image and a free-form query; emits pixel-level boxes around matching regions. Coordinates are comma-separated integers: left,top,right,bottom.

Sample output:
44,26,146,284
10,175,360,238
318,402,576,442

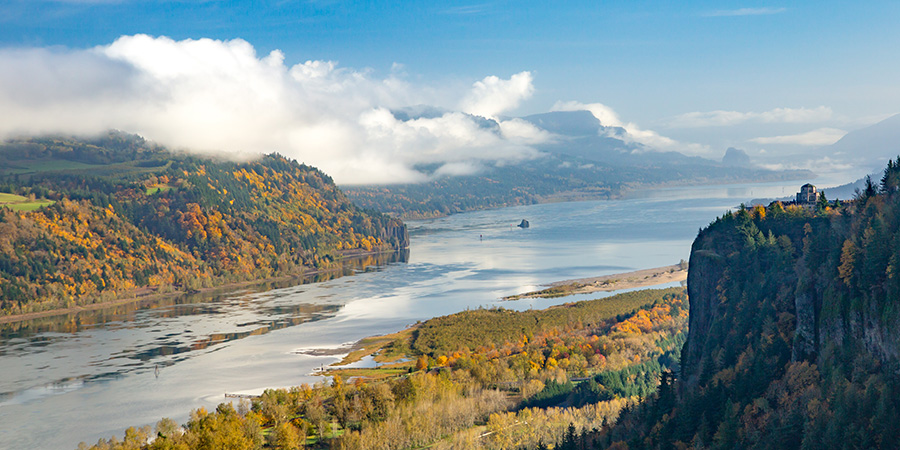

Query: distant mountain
821,173,878,200
721,147,751,167
520,110,718,167
520,110,630,140
346,109,814,219
825,113,900,168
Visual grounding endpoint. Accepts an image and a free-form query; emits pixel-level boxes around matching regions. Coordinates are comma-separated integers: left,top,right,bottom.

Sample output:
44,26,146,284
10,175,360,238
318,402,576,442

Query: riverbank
503,263,687,301
316,264,691,377
0,187,771,450
0,248,405,326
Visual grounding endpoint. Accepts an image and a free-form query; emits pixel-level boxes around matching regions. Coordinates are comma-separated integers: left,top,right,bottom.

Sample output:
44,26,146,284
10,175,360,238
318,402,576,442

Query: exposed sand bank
503,263,687,300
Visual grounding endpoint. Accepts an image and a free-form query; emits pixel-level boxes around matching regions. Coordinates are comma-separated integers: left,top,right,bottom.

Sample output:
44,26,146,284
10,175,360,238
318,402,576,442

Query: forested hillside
590,160,900,449
0,133,407,317
78,287,687,450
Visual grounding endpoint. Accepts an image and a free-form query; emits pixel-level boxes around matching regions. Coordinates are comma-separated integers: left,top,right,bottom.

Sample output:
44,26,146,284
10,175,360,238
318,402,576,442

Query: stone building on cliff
796,183,819,205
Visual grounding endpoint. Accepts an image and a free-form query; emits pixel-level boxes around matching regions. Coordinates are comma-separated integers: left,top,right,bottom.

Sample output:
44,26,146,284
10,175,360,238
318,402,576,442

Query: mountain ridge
0,133,408,318
823,113,900,169
346,109,814,219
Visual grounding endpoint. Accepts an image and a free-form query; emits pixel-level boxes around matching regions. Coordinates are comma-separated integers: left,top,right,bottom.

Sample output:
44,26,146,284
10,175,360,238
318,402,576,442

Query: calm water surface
0,181,809,449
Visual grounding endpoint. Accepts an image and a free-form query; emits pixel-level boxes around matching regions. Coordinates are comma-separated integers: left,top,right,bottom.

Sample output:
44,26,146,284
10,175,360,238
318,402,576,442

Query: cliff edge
599,160,900,449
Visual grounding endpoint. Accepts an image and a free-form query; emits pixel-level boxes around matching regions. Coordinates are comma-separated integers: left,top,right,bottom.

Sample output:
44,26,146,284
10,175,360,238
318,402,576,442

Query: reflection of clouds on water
337,294,413,321
0,379,84,407
292,342,355,357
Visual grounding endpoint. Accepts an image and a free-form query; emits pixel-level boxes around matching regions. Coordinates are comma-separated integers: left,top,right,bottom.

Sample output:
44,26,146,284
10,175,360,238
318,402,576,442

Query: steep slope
596,159,900,449
0,134,407,317
825,113,900,168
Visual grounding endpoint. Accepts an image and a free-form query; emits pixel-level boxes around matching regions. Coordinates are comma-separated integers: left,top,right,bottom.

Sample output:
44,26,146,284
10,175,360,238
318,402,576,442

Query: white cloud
458,71,534,118
668,106,833,128
703,7,787,17
440,4,493,15
498,118,554,144
433,161,485,177
758,156,853,173
0,35,543,184
551,101,708,154
750,128,847,146
551,100,625,128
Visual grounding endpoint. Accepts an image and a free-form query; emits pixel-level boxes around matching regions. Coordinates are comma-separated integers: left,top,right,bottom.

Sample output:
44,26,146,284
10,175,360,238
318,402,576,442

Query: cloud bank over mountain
0,35,548,184
8,34,863,184
551,101,708,154
750,127,847,146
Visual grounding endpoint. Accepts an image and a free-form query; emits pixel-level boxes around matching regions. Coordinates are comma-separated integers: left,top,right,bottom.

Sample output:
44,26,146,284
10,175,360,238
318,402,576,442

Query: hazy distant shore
503,264,687,300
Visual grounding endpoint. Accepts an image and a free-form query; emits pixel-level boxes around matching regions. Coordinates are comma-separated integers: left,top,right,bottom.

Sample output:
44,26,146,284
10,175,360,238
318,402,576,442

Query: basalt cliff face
599,163,900,449
684,201,900,388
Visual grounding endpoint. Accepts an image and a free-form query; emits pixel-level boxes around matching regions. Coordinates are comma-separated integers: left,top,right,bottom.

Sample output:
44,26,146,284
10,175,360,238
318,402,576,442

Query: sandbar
503,263,687,300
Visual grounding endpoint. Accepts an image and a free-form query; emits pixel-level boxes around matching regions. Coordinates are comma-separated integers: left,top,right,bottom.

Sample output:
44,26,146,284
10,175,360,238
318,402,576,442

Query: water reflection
111,304,341,363
0,250,408,341
0,250,407,410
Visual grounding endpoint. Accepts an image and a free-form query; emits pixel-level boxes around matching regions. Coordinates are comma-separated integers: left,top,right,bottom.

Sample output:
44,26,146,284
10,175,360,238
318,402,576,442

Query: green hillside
591,160,900,449
76,288,688,450
0,133,407,317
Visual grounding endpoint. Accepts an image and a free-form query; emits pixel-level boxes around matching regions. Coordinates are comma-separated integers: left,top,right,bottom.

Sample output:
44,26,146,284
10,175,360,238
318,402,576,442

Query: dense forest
581,159,900,449
77,287,687,450
0,133,407,317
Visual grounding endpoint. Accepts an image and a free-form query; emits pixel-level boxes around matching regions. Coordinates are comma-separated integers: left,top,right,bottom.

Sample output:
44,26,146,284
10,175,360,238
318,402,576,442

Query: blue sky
1,1,898,182
4,1,897,114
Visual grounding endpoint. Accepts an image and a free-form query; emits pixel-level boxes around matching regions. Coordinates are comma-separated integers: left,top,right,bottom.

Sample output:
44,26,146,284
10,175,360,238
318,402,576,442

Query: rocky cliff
685,198,900,385
599,161,900,448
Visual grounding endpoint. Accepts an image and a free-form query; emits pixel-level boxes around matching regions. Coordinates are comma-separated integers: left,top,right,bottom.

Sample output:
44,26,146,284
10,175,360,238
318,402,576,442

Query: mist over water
0,180,834,449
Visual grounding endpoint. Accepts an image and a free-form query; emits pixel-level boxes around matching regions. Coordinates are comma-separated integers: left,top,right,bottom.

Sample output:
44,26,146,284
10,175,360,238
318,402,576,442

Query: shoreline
503,263,687,301
384,175,813,221
0,248,404,326
314,266,690,379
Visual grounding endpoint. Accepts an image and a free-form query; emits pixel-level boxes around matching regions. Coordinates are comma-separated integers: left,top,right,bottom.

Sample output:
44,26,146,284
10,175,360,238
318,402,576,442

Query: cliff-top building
796,183,819,204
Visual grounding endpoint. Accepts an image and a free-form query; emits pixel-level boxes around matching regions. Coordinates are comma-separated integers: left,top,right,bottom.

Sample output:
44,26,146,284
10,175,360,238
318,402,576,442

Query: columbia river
0,181,815,449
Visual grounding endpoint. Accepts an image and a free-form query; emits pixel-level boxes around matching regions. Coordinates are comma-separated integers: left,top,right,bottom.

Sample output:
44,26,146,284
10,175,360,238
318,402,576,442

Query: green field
145,184,174,195
0,192,55,211
0,158,99,174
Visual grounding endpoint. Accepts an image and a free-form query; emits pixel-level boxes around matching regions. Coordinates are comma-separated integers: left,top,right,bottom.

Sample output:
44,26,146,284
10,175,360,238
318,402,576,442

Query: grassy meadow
0,192,55,211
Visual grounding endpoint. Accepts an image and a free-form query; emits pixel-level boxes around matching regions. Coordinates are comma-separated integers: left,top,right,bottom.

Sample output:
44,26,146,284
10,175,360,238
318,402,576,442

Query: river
0,181,815,449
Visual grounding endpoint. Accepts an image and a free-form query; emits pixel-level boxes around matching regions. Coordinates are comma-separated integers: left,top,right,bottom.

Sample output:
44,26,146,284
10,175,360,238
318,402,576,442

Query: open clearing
0,192,55,211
